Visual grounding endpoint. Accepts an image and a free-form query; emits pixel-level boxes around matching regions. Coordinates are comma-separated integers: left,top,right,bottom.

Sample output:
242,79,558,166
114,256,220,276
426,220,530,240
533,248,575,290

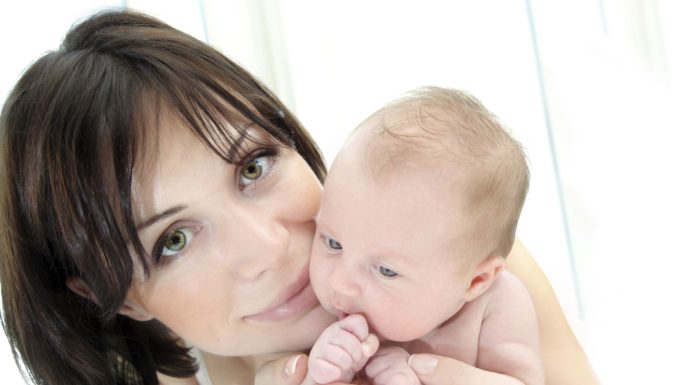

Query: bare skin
505,241,600,385
305,135,543,385
137,115,596,385
184,240,599,385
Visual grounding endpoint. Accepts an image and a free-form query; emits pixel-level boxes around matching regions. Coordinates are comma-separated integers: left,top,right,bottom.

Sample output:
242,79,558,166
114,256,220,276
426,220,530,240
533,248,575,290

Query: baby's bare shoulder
493,270,526,291
483,270,534,316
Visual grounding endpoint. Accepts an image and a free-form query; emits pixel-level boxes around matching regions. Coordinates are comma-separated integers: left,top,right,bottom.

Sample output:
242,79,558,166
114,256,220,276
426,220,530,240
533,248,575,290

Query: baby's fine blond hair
355,86,529,259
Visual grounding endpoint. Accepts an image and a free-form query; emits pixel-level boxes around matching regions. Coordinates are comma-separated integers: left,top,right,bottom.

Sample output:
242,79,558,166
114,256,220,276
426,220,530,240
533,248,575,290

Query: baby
305,86,543,385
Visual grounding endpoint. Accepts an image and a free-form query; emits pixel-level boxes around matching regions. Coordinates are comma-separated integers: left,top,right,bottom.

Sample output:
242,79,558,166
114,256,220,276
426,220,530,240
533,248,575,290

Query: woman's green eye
161,228,192,257
240,155,270,186
242,159,263,180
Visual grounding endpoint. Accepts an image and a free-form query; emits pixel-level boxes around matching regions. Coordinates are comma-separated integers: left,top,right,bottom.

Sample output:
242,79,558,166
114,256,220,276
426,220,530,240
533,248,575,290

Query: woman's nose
223,206,288,280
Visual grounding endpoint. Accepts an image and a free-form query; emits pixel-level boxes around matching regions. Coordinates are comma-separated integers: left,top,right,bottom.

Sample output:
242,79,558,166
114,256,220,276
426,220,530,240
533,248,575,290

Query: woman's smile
244,267,319,322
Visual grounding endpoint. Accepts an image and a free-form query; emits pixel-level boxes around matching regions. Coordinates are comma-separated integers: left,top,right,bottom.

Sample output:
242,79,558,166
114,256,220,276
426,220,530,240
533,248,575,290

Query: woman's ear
464,256,506,301
66,277,154,321
66,277,99,304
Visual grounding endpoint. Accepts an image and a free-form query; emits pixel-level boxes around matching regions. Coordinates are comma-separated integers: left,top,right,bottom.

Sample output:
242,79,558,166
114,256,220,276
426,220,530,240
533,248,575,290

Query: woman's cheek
285,154,323,220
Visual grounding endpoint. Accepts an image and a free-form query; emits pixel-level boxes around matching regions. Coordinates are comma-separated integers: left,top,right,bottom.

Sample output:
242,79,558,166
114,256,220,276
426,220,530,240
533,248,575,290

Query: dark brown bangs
121,25,296,165
142,68,292,167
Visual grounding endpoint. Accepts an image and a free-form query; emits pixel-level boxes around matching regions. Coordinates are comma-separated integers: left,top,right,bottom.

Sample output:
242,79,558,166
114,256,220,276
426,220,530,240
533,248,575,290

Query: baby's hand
307,314,379,384
365,346,421,385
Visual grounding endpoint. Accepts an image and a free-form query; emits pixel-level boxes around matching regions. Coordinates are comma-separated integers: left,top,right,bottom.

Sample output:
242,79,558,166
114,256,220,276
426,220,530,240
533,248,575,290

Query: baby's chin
369,322,428,343
326,308,421,342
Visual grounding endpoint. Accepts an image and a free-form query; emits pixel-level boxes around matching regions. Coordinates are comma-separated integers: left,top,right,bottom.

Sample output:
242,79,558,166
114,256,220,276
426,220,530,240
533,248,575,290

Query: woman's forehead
131,111,277,213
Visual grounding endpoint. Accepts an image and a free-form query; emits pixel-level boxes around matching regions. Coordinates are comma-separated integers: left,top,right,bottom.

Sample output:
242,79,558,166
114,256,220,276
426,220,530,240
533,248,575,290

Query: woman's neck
201,351,292,385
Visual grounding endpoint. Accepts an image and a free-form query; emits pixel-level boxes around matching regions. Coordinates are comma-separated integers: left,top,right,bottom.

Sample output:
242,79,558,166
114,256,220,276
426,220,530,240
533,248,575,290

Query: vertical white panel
530,0,696,383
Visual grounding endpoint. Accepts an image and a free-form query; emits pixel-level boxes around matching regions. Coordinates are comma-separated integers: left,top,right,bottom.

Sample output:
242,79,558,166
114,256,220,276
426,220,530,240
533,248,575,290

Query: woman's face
126,111,335,356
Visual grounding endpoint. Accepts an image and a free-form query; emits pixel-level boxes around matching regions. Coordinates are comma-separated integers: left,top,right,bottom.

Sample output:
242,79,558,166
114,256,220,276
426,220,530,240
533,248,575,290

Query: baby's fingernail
284,354,301,377
361,341,373,356
408,354,438,375
361,334,379,356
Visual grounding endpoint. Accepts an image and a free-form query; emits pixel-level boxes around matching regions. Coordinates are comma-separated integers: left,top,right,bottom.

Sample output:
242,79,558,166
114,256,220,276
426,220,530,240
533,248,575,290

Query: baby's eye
321,235,343,252
240,155,270,186
378,265,398,278
161,227,194,257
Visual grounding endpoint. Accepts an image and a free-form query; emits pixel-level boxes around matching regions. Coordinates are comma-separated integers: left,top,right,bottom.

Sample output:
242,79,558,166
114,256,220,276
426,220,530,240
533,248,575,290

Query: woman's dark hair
0,9,325,385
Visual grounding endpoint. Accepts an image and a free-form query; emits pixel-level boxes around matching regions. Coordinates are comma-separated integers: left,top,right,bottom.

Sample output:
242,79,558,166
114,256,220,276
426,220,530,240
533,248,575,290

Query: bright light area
1,1,695,384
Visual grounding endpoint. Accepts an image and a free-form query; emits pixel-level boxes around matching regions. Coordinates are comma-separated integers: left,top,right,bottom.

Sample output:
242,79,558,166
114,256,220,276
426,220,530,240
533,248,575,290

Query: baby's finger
308,358,343,384
364,353,390,379
320,327,367,363
322,342,360,369
365,347,409,379
336,313,370,340
372,368,418,385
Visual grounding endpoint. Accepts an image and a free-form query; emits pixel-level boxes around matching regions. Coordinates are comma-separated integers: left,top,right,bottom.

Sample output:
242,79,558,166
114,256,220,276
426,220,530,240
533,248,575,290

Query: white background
1,1,695,384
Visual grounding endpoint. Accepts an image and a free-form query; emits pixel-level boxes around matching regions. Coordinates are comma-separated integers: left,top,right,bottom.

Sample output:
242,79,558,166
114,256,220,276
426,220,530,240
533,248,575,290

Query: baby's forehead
342,119,462,177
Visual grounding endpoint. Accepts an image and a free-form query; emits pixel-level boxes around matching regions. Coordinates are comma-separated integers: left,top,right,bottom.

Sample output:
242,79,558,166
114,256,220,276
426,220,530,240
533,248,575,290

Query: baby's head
310,86,529,341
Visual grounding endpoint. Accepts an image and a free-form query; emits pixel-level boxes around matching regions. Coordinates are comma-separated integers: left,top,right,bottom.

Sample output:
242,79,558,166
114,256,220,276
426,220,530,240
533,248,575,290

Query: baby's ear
464,256,505,301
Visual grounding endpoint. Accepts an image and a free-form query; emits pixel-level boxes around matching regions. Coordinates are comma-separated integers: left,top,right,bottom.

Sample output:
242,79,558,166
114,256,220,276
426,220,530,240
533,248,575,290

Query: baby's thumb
361,334,380,357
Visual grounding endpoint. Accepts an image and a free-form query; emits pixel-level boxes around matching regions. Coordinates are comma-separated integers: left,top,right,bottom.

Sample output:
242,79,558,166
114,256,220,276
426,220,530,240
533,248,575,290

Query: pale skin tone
70,110,598,385
304,125,543,385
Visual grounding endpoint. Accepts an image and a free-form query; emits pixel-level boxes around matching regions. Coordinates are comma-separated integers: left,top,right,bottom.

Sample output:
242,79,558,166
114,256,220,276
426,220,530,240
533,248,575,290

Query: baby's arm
305,314,379,385
477,271,544,385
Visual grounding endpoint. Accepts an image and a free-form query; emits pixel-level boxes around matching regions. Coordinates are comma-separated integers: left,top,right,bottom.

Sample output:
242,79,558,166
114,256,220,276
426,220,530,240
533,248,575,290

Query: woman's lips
244,271,319,322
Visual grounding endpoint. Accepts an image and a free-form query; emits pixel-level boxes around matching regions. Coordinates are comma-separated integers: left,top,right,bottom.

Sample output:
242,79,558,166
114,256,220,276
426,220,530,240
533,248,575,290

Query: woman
0,10,598,385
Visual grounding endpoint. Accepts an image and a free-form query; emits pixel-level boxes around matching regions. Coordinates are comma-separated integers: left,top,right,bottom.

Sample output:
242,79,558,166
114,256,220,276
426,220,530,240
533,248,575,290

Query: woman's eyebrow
136,205,187,231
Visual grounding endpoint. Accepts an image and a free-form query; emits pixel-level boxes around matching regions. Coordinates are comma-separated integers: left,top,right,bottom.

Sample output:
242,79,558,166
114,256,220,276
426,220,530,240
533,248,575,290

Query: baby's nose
329,268,361,298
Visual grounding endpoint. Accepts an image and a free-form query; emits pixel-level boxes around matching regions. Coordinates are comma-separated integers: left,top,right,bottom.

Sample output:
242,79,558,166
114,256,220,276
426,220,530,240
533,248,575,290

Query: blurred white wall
1,1,695,384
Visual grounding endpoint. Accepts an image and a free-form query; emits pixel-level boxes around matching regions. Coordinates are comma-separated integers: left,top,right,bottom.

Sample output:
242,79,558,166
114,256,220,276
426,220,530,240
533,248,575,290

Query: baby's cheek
309,249,331,307
368,304,426,342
